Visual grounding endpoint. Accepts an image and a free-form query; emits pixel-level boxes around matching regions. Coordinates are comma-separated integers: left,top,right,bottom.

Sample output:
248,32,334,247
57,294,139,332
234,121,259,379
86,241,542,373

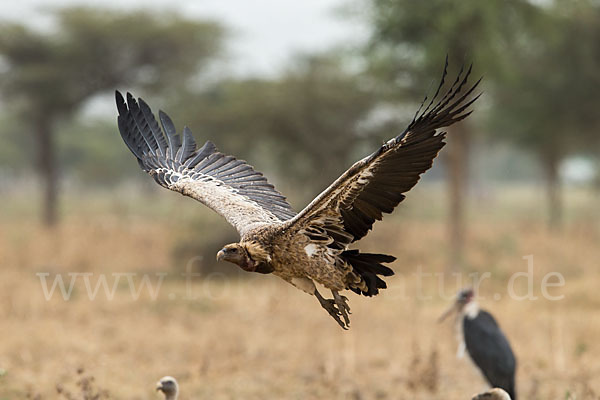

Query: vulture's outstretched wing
116,92,296,237
286,60,481,246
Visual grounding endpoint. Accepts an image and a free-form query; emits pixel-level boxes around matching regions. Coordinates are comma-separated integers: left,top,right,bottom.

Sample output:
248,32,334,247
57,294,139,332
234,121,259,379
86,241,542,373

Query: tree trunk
543,154,562,230
446,124,470,271
35,115,58,227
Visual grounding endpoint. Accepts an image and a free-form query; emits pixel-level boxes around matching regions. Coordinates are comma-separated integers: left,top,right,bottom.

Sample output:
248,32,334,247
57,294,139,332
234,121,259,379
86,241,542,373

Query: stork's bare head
457,288,475,306
438,287,475,322
156,376,178,400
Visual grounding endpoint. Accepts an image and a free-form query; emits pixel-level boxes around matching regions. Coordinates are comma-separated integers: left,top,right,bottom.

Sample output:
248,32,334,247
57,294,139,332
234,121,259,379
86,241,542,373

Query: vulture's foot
332,290,351,327
314,289,349,330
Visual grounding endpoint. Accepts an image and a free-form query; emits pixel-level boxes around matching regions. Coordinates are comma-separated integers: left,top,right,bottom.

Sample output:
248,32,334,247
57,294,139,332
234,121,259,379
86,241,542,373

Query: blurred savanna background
1,0,600,399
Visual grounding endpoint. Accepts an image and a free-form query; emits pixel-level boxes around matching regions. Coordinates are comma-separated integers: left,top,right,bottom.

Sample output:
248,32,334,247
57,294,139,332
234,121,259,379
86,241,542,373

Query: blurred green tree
365,0,538,268
170,53,381,206
491,1,600,229
0,7,224,226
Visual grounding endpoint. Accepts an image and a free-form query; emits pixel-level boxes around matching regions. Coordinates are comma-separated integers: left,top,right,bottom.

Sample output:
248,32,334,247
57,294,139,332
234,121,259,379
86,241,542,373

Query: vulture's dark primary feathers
116,59,481,329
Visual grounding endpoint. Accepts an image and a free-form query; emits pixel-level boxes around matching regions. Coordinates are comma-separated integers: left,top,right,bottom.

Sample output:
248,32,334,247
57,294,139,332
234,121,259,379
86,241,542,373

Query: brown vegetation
1,185,599,399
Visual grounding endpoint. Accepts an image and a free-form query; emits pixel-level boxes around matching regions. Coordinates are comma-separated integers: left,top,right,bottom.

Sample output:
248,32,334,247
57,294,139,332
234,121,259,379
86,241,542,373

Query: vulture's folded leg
291,277,317,294
314,288,348,330
332,290,351,327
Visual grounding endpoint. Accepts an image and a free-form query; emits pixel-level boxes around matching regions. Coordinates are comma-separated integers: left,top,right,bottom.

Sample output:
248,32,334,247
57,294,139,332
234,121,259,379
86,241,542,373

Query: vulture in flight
116,59,480,329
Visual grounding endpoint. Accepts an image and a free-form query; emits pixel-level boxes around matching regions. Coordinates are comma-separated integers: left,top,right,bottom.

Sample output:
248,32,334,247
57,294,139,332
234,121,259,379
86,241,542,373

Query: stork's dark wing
286,59,481,248
464,311,517,397
116,92,296,237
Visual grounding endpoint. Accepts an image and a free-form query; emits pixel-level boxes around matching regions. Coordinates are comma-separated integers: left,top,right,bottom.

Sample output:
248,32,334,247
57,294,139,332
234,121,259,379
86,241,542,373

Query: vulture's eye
229,248,238,253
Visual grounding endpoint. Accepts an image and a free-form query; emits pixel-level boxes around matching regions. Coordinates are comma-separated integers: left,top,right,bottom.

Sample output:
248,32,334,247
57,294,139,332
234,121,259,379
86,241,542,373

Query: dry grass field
1,184,599,399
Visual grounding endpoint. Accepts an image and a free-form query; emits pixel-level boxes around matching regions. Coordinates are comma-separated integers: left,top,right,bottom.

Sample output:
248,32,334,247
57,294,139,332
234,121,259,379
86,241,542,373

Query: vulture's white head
156,376,179,400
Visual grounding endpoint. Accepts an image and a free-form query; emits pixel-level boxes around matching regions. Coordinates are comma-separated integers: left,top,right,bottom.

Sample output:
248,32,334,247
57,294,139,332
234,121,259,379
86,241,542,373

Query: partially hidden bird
472,388,512,400
116,58,480,329
156,376,179,400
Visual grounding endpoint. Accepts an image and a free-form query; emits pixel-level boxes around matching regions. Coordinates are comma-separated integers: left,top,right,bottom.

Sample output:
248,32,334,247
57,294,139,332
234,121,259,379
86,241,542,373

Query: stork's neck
462,301,480,319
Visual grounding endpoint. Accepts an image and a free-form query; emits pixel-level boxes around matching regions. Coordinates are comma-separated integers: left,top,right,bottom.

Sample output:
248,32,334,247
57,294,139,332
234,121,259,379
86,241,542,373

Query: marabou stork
439,288,517,399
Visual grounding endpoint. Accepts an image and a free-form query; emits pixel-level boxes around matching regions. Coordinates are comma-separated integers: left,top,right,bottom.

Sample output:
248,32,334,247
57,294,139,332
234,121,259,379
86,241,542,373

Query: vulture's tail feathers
342,249,395,297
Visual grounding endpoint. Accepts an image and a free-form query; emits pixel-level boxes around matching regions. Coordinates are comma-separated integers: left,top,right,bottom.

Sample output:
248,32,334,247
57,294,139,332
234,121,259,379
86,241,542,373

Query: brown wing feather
116,91,296,237
288,60,481,244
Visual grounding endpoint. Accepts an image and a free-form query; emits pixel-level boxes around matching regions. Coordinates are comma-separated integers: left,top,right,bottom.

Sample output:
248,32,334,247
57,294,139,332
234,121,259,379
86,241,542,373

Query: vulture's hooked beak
438,302,459,323
155,382,163,392
216,249,226,262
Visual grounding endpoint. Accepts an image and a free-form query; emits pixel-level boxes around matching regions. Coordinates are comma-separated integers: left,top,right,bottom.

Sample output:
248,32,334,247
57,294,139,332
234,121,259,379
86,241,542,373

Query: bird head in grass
156,376,178,400
472,388,512,400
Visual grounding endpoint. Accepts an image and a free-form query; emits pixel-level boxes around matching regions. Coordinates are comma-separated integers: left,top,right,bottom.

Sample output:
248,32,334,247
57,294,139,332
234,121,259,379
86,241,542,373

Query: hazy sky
1,0,367,76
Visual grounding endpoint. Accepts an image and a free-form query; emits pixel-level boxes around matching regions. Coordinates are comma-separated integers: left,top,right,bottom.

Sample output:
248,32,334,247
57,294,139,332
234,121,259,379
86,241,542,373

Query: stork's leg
314,288,348,330
332,290,351,327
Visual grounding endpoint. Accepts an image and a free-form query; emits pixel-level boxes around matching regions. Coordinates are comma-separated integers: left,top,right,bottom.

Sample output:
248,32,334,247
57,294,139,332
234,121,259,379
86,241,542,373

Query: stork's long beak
437,302,459,323
216,249,226,261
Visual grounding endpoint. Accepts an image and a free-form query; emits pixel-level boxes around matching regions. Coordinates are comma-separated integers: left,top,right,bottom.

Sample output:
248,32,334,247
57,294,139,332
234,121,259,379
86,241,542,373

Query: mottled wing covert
288,58,481,247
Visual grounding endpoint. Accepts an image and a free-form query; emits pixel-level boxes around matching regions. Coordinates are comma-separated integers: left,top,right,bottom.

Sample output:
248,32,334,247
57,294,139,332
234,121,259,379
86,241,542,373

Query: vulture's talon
323,300,347,329
322,299,341,316
333,291,351,327
315,289,349,329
